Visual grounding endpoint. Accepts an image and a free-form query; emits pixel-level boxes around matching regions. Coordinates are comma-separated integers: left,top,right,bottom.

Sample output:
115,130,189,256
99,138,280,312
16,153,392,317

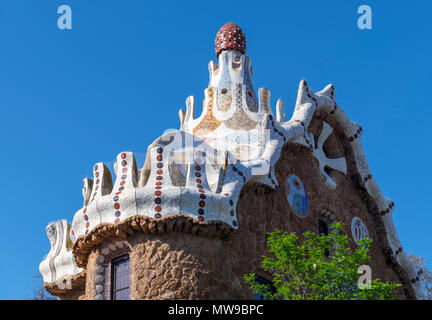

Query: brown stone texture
56,287,86,300
129,232,249,299
83,250,99,300
59,115,412,300
45,271,86,300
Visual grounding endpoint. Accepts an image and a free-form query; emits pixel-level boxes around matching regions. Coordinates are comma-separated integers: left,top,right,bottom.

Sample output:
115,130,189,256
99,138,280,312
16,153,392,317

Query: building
39,23,425,300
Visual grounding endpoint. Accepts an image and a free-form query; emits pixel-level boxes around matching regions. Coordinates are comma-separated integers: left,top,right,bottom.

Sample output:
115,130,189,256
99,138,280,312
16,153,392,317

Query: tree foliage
244,223,401,300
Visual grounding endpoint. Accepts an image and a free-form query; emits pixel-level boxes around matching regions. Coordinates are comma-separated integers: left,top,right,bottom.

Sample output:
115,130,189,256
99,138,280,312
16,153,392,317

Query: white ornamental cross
310,121,347,189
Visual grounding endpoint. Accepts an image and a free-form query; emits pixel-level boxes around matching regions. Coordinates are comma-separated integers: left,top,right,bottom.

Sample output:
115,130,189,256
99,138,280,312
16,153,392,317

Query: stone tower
39,23,425,300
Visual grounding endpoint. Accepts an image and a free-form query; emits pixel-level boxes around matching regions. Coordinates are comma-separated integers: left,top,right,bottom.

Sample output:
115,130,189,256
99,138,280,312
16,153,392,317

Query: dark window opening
111,254,130,300
318,219,329,236
254,276,276,300
318,219,330,257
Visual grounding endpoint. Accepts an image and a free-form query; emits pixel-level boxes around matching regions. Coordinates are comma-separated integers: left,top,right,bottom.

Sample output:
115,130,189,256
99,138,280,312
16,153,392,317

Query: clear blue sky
0,0,430,299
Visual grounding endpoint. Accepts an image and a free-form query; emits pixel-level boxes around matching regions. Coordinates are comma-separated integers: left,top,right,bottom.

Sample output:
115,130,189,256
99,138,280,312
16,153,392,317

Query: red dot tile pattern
112,153,131,223
194,164,205,221
215,23,246,58
154,147,164,219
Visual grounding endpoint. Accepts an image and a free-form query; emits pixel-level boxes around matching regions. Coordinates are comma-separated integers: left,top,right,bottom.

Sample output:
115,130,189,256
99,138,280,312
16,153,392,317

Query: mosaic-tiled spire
181,23,271,141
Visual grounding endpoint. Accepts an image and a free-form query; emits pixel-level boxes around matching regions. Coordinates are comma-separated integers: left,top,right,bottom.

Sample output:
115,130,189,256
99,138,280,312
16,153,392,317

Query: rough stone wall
129,232,249,299
57,287,86,300
83,250,99,300
232,142,404,299
57,254,96,300
267,142,403,293
45,271,87,300
63,117,406,300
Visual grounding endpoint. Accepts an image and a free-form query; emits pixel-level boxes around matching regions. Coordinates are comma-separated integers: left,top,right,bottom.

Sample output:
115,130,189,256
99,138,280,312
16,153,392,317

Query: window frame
110,254,131,300
318,219,329,236
254,275,276,300
318,219,330,257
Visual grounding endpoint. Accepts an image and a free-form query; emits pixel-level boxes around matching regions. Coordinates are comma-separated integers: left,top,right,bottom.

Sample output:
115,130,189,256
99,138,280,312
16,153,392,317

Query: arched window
318,210,337,258
318,219,330,257
254,276,275,300
95,241,131,300
111,254,130,300
318,219,329,236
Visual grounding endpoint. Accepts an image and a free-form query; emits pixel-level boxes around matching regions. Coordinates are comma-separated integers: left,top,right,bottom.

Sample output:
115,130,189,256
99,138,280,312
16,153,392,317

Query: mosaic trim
350,216,370,246
193,87,221,136
285,174,309,218
94,241,130,300
216,87,232,112
39,219,83,284
215,22,246,57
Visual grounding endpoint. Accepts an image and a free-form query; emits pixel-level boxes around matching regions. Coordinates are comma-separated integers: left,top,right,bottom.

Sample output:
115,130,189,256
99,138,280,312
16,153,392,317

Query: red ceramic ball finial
215,22,246,58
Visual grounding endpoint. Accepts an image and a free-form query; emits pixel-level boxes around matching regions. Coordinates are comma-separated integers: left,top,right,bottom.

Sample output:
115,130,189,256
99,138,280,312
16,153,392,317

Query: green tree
244,223,401,300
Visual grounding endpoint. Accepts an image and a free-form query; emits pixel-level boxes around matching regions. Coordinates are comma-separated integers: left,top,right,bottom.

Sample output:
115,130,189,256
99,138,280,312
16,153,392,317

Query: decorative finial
215,22,246,58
